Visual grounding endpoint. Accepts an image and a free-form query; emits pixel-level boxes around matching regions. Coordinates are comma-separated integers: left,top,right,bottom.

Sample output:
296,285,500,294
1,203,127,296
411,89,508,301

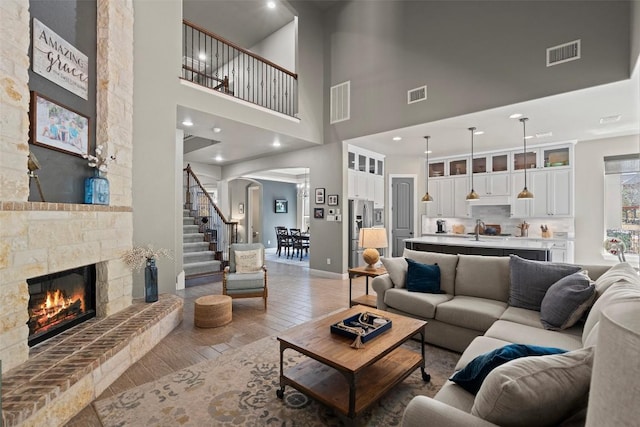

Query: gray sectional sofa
371,249,640,426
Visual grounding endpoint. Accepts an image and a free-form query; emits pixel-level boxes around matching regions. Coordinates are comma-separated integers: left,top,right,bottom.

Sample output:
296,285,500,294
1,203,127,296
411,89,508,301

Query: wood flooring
65,261,370,426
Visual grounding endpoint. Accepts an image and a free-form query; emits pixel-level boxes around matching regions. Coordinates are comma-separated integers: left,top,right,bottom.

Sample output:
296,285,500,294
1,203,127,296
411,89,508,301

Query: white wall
250,19,296,72
133,0,182,297
574,134,640,265
185,160,222,191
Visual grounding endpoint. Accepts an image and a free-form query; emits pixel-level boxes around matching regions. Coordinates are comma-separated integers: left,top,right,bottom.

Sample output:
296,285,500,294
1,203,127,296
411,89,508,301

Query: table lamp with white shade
359,228,388,270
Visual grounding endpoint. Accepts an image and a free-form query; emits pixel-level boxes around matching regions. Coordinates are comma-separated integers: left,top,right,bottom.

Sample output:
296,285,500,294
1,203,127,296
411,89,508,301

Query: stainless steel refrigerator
348,199,374,268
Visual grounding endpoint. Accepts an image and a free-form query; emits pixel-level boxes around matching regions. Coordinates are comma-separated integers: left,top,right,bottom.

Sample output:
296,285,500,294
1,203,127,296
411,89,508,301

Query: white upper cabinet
347,145,385,203
427,142,574,219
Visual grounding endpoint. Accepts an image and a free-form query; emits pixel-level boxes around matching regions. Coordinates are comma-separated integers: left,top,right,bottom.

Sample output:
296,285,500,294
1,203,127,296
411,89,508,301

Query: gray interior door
391,177,414,256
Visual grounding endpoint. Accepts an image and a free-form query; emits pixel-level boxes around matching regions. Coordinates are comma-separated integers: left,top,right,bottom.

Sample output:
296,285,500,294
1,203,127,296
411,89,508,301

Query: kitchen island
405,235,556,261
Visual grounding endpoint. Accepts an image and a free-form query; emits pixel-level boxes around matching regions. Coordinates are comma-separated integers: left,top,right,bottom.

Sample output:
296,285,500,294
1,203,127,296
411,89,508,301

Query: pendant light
421,136,433,203
466,127,480,201
517,118,534,199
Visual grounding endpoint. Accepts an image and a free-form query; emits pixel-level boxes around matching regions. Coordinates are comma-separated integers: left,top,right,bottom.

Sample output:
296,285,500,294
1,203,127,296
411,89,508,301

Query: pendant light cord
521,118,528,188
468,127,476,191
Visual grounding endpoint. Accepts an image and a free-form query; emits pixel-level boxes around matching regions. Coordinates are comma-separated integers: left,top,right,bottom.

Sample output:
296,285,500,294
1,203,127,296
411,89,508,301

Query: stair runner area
183,209,221,278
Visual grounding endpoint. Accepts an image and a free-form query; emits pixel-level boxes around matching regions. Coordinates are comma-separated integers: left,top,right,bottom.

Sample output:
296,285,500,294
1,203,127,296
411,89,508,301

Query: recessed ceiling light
182,120,193,127
524,135,534,140
198,52,206,61
473,130,484,135
599,114,622,124
535,131,553,138
273,141,281,147
424,150,432,154
212,127,221,133
214,155,222,162
392,136,402,141
509,113,523,119
267,1,276,9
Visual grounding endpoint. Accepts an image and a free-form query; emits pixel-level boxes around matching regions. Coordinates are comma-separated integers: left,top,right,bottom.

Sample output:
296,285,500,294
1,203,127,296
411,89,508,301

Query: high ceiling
179,1,639,171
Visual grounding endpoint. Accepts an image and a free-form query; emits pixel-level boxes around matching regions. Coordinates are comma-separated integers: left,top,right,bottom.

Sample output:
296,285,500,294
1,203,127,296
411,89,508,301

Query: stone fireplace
27,264,97,347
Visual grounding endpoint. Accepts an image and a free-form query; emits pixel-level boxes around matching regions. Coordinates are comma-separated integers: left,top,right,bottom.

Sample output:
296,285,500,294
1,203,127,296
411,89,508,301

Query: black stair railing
184,164,237,263
182,20,298,117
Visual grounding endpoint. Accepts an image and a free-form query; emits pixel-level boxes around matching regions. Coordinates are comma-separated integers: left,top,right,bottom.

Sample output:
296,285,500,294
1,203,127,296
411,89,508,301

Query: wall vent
330,81,350,124
546,40,581,67
407,85,427,104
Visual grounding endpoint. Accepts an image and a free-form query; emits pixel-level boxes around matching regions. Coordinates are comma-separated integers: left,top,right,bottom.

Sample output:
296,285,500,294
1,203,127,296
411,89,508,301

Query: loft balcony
181,20,298,118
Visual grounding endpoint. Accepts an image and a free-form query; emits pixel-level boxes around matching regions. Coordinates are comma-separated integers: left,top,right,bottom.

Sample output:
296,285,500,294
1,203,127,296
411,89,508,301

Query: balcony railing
182,20,298,117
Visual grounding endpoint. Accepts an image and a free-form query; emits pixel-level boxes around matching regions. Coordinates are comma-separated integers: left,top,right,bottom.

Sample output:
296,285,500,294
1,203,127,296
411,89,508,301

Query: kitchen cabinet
348,169,369,199
511,169,572,218
426,177,469,217
429,161,445,178
474,173,510,197
449,158,468,176
373,175,384,208
347,145,385,202
531,169,572,217
453,176,471,217
426,178,454,217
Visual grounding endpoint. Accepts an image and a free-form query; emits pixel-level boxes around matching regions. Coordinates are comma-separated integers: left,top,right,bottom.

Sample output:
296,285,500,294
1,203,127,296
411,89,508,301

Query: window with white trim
604,154,640,256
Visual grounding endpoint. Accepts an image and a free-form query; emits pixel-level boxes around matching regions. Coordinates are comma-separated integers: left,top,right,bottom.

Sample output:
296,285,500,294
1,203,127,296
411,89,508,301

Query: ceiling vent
546,40,581,67
407,85,427,104
330,81,350,124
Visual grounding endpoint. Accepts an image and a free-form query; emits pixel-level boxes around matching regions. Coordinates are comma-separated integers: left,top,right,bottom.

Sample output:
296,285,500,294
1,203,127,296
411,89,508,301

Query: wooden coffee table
276,305,428,419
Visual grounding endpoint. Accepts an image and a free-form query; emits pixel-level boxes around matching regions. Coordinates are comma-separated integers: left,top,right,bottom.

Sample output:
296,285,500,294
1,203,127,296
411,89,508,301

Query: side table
347,266,387,308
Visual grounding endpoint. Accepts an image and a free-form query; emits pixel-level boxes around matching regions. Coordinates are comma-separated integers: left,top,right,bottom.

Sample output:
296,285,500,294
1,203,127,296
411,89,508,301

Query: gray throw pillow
540,270,596,330
509,255,582,311
380,257,408,288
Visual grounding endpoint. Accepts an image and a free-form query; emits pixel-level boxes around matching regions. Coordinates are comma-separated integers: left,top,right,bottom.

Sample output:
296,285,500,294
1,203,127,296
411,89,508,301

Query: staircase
183,208,222,278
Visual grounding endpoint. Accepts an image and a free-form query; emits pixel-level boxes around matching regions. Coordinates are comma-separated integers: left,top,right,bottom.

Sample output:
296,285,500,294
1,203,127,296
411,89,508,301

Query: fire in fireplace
27,264,96,346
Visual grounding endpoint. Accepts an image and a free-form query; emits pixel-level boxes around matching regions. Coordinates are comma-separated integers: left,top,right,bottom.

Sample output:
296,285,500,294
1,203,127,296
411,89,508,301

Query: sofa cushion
540,270,595,330
380,256,408,288
471,347,594,427
406,258,442,293
433,381,476,413
485,320,583,350
455,336,514,371
455,255,510,302
403,249,459,295
593,262,640,299
384,288,452,319
499,306,543,329
583,281,640,343
450,344,567,395
435,296,507,332
508,255,582,311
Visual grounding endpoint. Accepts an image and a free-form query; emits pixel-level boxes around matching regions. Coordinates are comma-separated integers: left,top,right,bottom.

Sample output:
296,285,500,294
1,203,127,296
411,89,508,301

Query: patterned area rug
94,335,459,426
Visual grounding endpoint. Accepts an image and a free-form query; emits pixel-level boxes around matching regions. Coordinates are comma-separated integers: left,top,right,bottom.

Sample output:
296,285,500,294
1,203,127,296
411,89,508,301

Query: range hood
469,196,511,206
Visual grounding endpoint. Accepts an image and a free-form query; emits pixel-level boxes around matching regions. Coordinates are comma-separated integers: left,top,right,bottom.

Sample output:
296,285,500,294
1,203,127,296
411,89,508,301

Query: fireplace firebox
27,265,96,346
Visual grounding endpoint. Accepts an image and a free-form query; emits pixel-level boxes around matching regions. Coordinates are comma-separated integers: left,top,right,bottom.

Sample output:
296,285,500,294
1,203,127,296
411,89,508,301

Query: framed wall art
274,199,288,213
327,194,339,206
314,207,325,219
30,92,90,157
315,188,325,204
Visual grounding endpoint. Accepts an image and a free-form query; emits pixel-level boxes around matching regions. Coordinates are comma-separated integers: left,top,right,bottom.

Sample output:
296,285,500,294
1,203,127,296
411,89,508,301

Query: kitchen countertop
421,232,571,241
406,235,556,250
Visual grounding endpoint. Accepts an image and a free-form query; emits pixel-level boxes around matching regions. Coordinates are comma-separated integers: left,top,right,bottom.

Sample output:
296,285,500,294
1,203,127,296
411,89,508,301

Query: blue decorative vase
84,170,110,205
145,258,158,303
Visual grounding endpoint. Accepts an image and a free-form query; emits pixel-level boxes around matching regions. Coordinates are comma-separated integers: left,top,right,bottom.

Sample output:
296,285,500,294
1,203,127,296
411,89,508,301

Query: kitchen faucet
475,219,485,241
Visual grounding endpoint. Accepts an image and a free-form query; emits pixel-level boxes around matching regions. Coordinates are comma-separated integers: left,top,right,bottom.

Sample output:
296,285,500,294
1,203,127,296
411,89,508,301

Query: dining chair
289,228,309,260
275,226,292,258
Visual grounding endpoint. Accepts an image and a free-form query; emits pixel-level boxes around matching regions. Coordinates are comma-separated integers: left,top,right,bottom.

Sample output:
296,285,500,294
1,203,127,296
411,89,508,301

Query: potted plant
121,245,172,302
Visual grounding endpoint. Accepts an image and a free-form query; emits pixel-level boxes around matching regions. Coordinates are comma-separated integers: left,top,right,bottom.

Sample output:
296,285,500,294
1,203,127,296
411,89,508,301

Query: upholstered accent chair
223,243,268,309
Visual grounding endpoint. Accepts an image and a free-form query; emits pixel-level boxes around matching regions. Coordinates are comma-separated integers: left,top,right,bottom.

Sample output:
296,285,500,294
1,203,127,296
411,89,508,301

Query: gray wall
28,0,97,204
223,143,345,273
324,1,631,143
258,180,298,248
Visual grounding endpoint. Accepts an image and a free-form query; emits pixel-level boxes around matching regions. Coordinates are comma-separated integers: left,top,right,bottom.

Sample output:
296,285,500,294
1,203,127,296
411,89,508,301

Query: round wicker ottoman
194,295,232,328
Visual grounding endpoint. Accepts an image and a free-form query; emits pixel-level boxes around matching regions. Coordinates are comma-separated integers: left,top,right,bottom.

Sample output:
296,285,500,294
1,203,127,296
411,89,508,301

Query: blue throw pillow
405,258,442,293
450,344,567,394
